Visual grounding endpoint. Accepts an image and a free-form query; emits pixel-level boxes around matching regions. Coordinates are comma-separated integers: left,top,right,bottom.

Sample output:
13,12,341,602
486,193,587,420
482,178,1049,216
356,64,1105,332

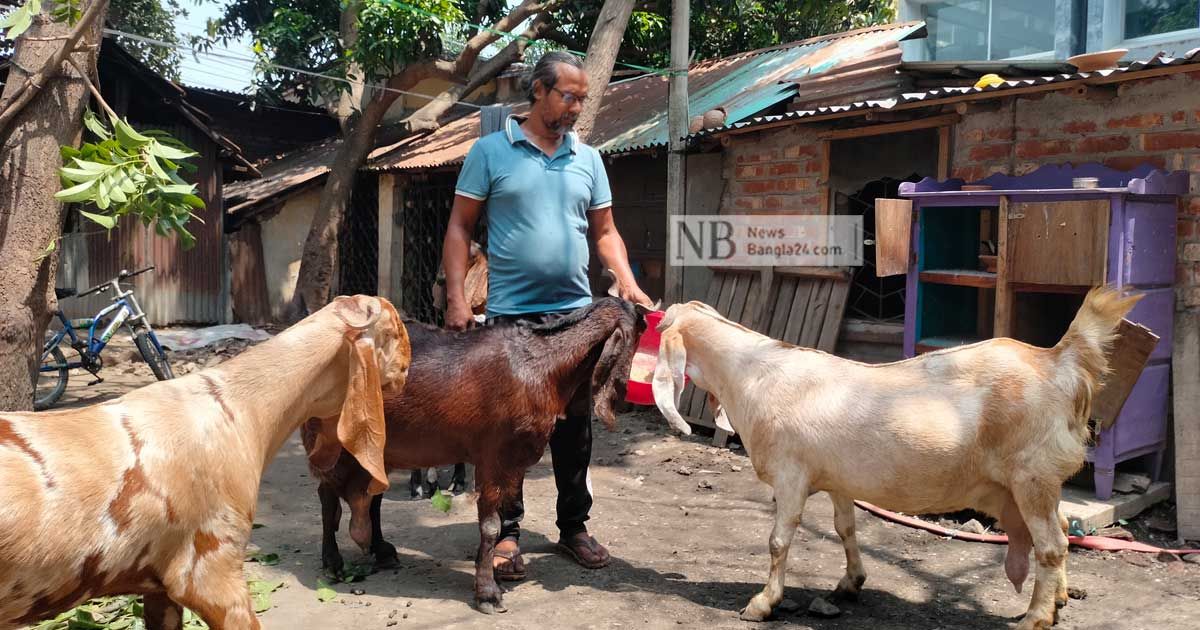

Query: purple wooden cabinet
893,163,1186,500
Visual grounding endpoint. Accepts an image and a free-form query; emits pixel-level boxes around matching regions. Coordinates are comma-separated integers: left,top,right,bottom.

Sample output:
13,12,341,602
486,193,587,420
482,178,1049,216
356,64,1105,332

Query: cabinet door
1006,200,1110,286
874,198,912,277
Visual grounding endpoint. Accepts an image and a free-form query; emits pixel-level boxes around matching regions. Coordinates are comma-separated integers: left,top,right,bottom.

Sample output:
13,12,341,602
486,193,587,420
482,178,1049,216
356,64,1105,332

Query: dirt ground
50,339,1200,630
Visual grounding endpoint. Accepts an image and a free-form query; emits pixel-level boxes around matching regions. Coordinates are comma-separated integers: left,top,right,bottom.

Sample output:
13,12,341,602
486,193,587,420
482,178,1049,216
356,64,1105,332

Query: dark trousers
485,311,594,542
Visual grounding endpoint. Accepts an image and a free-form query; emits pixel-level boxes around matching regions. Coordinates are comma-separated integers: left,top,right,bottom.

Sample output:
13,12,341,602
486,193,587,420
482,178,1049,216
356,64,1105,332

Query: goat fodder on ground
302,297,648,614
651,287,1139,629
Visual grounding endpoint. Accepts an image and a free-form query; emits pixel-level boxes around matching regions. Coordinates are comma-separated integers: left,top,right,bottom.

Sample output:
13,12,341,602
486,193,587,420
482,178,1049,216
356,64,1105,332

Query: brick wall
950,71,1200,309
721,124,826,214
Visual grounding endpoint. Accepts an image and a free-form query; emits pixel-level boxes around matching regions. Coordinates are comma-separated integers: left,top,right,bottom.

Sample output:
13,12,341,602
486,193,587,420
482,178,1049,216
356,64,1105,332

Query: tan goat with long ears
0,295,411,630
652,286,1139,629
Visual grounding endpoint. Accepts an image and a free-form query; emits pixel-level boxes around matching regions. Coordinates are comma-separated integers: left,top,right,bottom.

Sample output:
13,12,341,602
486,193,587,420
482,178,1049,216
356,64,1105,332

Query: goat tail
1054,286,1142,435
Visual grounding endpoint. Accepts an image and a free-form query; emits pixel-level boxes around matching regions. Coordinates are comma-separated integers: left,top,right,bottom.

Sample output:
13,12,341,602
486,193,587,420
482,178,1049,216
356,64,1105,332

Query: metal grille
400,171,487,326
841,177,913,323
338,173,380,297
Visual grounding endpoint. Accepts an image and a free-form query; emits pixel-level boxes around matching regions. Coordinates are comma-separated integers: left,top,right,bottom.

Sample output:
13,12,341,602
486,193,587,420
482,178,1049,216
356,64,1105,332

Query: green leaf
94,175,112,209
59,167,102,183
112,116,152,149
431,488,452,513
145,153,171,181
248,579,285,595
1,3,34,41
316,579,338,603
33,237,57,264
71,158,112,174
82,111,111,141
182,194,206,209
79,210,117,230
106,174,128,204
252,592,272,614
159,183,197,195
149,141,198,161
54,178,98,203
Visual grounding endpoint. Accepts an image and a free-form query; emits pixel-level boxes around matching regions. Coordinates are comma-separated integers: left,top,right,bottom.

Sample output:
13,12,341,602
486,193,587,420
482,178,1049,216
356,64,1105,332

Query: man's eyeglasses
550,86,588,106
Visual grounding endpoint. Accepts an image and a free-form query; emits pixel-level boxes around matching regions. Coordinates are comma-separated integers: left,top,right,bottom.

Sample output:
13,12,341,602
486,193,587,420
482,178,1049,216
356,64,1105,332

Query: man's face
534,63,588,136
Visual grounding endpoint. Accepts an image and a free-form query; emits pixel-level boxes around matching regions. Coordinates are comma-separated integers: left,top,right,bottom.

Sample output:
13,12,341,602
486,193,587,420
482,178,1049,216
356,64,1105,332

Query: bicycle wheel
135,331,175,381
34,346,69,411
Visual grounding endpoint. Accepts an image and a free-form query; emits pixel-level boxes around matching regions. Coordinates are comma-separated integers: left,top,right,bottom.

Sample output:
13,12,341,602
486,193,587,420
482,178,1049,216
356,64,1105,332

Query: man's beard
545,113,578,134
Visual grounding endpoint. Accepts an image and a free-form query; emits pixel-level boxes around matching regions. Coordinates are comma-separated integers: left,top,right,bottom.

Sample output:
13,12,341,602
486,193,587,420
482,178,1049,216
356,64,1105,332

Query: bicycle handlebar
77,266,156,298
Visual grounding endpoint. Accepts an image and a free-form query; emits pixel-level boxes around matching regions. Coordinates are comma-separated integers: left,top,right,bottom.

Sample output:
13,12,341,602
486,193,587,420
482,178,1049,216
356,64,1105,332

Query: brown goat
300,297,646,614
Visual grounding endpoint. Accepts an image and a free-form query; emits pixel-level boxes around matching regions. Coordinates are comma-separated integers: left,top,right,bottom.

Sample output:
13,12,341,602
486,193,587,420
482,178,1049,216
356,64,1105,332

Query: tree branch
408,13,551,135
65,56,118,121
0,0,110,136
454,0,559,77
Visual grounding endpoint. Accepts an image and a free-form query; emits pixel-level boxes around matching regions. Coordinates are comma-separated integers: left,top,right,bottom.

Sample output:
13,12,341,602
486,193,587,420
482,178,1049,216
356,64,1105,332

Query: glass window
923,0,1055,60
990,0,1056,58
925,1,989,61
1125,0,1200,39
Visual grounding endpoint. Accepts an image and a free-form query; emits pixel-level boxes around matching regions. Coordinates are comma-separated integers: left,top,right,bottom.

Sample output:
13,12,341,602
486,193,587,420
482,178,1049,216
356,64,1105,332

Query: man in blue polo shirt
442,51,651,581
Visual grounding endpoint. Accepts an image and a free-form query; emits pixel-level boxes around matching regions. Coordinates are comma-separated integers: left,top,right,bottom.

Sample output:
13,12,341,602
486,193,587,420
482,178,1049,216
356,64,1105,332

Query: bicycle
35,266,175,411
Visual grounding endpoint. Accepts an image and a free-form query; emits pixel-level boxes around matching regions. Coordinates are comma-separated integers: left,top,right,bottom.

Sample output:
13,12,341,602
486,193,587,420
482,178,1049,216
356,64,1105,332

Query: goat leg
741,479,809,622
143,592,184,630
451,463,468,495
830,493,867,602
369,492,399,568
317,482,345,576
473,484,506,614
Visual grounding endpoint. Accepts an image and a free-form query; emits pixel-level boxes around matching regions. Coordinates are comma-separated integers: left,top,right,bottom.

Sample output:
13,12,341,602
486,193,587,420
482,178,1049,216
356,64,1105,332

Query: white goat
652,287,1138,629
0,295,410,630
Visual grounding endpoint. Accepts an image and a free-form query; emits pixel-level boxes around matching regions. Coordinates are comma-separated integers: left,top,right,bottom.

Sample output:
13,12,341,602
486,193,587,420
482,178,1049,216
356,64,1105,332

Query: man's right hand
445,300,475,331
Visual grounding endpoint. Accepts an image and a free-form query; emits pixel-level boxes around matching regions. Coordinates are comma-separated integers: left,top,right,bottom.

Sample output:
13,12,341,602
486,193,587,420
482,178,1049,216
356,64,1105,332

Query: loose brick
1186,288,1200,308
1103,154,1167,172
1174,111,1187,123
1062,120,1097,134
1142,132,1200,151
806,159,823,174
1016,139,1074,159
964,128,985,143
1077,135,1132,154
1107,113,1165,129
1184,243,1200,262
969,143,1012,162
1188,197,1200,216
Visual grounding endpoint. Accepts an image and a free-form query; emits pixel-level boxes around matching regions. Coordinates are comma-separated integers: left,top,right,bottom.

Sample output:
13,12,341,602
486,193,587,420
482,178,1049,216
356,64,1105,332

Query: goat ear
591,318,636,431
306,416,344,472
338,335,390,495
653,329,693,435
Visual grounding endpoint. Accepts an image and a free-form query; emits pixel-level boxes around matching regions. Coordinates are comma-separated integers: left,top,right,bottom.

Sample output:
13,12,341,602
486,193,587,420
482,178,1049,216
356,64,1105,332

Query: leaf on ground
316,579,338,603
246,551,280,566
431,488,452,513
252,523,266,529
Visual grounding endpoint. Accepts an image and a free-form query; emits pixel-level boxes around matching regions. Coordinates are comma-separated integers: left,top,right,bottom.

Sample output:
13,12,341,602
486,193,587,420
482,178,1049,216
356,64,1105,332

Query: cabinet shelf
919,269,997,288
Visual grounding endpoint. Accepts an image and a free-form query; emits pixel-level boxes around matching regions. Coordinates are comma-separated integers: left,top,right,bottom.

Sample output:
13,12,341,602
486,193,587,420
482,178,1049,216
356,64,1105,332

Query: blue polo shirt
455,115,613,317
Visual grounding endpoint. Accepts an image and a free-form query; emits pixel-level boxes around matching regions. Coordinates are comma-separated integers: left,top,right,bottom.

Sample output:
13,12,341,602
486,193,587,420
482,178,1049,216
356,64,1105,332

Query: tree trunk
575,0,637,142
0,9,104,411
287,89,400,319
286,10,554,318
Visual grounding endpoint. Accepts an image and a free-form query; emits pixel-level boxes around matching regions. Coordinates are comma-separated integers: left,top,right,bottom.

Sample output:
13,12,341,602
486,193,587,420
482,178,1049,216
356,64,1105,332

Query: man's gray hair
524,51,583,104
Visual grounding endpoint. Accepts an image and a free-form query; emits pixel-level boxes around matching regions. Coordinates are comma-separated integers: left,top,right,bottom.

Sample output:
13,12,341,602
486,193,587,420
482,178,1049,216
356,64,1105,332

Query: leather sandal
556,531,611,569
492,537,526,581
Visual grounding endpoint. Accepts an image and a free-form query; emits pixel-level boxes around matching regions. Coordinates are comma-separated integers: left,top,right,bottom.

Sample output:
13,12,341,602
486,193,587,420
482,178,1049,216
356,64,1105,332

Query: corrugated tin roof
224,137,340,217
368,21,926,172
695,47,1200,139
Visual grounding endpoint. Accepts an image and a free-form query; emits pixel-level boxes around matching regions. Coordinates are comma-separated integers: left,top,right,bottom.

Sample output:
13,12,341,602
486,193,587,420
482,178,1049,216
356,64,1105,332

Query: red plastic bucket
626,310,668,405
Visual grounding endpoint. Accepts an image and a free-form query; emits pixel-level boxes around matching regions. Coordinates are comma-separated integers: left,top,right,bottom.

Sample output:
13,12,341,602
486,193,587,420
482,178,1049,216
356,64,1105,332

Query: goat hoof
321,553,345,577
372,542,399,568
476,601,507,615
738,597,772,622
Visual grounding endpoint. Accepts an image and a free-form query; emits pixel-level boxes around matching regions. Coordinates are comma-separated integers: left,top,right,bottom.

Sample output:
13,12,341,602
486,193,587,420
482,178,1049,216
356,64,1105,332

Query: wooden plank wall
679,266,851,445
